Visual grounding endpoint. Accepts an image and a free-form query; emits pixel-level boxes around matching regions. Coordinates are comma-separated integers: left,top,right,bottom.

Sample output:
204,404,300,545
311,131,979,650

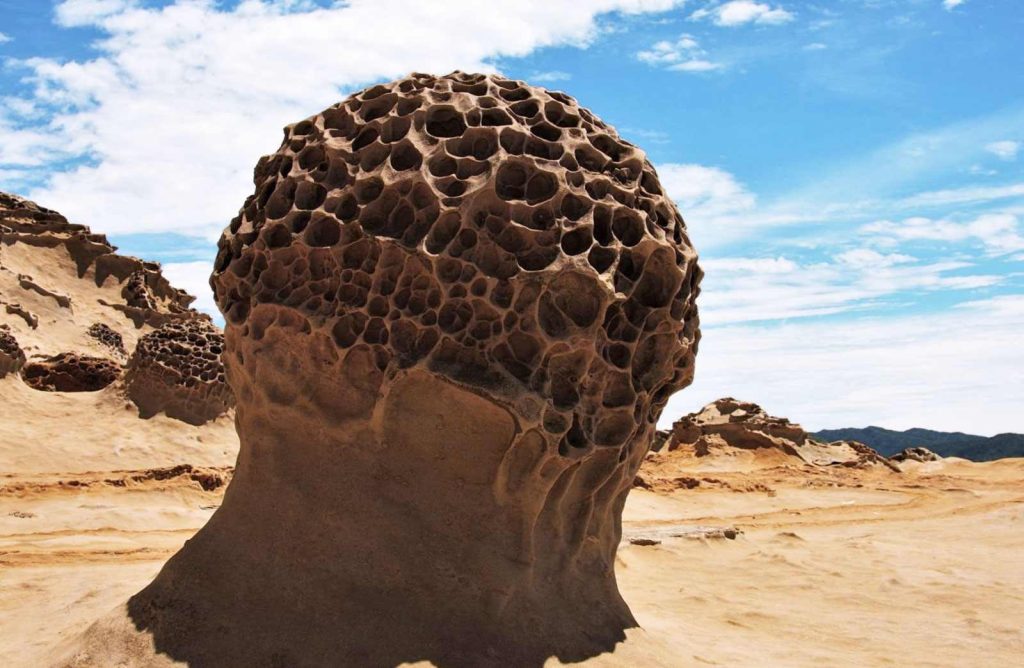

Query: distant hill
812,426,1024,462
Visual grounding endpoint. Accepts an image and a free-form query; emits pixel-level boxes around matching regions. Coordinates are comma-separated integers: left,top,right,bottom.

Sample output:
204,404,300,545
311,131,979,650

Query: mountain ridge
813,426,1024,462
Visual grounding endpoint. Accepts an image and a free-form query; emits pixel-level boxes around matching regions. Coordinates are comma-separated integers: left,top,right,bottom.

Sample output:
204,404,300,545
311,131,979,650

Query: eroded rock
891,446,941,463
20,352,120,392
106,72,702,667
0,327,25,377
124,320,233,425
664,397,898,471
87,322,127,357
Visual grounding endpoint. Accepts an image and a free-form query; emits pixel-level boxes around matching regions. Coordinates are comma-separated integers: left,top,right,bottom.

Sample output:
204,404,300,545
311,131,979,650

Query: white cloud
942,0,967,10
803,42,827,50
1,0,685,236
662,295,1024,435
985,140,1020,161
529,70,572,82
656,163,756,232
0,32,12,44
162,260,216,317
636,33,721,71
698,251,999,325
863,213,1024,256
690,1,794,27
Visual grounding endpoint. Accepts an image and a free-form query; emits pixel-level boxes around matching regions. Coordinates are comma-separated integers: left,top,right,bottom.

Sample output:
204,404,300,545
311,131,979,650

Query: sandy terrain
1,391,1020,666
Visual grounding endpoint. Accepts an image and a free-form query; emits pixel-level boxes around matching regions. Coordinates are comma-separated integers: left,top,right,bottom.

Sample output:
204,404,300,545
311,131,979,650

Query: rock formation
1,191,234,422
891,446,941,463
86,322,127,357
20,352,121,392
664,398,897,471
124,320,233,425
64,72,701,667
0,327,24,377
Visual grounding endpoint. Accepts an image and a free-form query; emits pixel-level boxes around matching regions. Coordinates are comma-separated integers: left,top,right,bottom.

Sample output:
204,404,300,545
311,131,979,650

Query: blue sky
1,0,1022,433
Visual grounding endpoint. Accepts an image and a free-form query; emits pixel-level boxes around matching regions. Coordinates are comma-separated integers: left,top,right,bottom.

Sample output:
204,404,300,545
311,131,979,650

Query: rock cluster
20,352,121,392
891,447,941,463
124,320,233,425
87,322,127,357
2,191,234,420
667,397,808,456
665,398,897,470
108,72,702,666
0,327,24,377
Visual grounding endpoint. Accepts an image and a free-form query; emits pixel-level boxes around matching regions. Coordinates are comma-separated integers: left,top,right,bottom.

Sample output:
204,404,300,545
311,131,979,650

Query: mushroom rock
68,72,701,666
0,327,25,377
124,320,233,425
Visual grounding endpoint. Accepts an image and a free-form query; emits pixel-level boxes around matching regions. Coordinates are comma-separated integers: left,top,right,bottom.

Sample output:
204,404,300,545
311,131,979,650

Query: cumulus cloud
690,1,794,27
698,250,999,325
529,70,572,82
862,213,1024,256
636,34,722,71
985,140,1020,161
0,32,12,44
162,260,217,316
0,0,684,236
664,295,1024,434
942,0,967,10
656,163,756,234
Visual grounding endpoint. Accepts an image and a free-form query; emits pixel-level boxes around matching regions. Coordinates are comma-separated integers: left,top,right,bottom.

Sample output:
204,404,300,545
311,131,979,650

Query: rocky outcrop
124,320,233,425
891,447,941,463
0,192,194,316
665,398,897,471
0,327,25,377
20,352,121,392
68,72,701,667
86,323,127,357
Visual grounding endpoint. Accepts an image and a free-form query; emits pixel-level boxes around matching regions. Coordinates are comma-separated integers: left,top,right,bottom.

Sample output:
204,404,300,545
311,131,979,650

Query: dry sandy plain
2,378,1021,667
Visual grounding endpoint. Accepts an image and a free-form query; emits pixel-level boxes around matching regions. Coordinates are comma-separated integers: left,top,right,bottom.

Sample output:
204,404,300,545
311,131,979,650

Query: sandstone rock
20,352,120,392
891,446,941,463
87,72,702,667
0,327,25,377
124,320,233,425
665,398,897,471
86,322,127,357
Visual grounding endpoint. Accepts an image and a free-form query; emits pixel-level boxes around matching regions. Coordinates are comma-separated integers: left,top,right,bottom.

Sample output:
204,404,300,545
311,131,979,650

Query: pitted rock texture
20,352,120,392
87,323,127,357
124,320,233,425
0,327,25,377
213,71,701,455
101,73,701,667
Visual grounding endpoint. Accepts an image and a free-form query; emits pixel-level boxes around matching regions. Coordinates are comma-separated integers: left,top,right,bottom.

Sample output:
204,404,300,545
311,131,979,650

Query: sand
1,388,1021,666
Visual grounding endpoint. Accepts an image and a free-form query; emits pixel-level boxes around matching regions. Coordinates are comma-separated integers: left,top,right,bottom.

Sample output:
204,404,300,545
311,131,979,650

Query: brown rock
664,398,897,471
87,72,702,667
20,352,120,392
891,446,941,463
0,327,25,377
124,320,233,425
86,322,127,357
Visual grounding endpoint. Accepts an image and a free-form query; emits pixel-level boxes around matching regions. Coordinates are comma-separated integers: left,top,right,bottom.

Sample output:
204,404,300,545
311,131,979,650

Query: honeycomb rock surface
0,327,25,377
120,72,701,667
20,352,120,392
87,322,127,356
124,320,233,425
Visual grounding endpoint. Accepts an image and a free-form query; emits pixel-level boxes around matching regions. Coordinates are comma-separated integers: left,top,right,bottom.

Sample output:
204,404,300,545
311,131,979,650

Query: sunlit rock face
126,72,701,667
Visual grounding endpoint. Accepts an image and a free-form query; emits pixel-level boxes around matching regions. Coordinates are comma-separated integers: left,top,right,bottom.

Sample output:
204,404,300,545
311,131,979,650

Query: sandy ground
2,390,1021,668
